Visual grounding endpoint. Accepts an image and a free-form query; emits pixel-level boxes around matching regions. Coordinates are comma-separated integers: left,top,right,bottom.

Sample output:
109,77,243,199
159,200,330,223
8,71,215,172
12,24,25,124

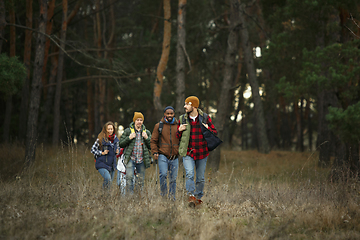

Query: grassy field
0,143,359,239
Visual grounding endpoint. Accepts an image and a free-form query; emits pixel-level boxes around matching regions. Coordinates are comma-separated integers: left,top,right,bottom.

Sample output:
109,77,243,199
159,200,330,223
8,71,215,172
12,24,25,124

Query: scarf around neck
108,133,115,142
164,117,175,124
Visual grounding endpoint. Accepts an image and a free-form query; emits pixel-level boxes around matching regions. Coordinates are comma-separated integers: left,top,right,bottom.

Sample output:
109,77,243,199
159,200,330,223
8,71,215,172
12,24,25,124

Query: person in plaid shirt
119,112,152,194
177,96,217,205
91,121,120,190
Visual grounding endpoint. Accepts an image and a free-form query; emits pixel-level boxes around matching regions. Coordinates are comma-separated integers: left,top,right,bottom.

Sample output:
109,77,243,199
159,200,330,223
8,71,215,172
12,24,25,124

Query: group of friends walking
91,96,219,205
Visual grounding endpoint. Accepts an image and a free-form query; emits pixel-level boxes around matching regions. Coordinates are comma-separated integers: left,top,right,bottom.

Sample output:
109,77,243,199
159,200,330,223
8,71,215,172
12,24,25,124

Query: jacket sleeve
176,119,183,139
91,139,102,159
119,129,131,148
144,130,152,150
207,115,218,135
114,136,120,152
150,123,160,155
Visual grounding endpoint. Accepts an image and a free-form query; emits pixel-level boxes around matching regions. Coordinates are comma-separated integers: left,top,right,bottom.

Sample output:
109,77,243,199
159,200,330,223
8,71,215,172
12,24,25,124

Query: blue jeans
158,154,179,200
183,156,207,199
126,160,145,193
98,168,115,190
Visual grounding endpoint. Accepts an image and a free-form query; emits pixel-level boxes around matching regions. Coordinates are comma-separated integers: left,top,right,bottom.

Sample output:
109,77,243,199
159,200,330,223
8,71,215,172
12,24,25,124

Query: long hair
97,121,116,149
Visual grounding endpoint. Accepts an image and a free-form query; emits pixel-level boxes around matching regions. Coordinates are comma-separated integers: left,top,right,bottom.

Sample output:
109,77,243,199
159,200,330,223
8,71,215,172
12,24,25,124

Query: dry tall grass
0,143,359,240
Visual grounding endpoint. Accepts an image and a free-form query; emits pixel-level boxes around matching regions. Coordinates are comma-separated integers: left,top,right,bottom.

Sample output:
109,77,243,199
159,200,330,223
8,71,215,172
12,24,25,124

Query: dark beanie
164,106,175,112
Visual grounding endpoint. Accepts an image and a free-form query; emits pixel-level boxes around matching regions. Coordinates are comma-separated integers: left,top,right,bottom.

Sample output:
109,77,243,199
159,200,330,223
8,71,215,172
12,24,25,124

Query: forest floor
0,143,360,240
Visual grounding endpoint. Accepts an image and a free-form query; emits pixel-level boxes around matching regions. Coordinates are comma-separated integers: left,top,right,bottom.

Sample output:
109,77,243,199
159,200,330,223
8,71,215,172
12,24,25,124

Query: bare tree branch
47,45,156,57
181,43,192,74
43,73,153,87
7,23,127,75
346,13,360,39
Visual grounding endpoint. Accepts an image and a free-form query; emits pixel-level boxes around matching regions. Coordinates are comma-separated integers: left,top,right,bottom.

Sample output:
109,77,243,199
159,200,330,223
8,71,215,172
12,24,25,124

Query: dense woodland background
0,0,360,176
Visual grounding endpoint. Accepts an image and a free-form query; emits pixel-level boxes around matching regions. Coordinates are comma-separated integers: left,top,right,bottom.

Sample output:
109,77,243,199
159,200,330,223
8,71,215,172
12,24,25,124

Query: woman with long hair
91,121,120,190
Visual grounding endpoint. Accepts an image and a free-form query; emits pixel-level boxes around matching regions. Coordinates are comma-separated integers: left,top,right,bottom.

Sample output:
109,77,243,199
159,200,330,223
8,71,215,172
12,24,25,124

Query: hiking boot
188,195,197,202
188,195,202,208
195,199,203,206
188,195,197,208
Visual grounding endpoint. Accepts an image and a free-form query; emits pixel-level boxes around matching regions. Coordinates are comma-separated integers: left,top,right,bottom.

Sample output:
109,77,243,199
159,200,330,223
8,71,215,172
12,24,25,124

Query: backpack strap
202,112,208,124
158,121,163,148
158,121,164,135
180,114,187,125
130,126,146,134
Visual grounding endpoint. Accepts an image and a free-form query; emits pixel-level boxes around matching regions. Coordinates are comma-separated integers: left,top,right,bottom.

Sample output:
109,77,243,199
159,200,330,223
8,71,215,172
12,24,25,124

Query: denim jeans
182,156,207,199
98,168,115,190
125,160,145,194
158,154,179,200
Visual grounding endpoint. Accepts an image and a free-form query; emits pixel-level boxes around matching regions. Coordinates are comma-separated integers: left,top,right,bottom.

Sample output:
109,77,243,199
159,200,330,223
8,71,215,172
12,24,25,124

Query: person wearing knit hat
119,111,152,194
150,106,180,200
177,96,219,206
133,112,144,122
164,106,175,112
184,96,199,108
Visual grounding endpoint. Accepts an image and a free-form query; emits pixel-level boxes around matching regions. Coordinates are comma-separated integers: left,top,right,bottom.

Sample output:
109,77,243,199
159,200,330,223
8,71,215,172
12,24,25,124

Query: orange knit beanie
133,112,144,122
185,96,199,108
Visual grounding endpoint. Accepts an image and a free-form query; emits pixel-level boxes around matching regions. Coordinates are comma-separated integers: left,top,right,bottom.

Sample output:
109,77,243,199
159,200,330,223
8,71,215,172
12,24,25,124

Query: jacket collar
161,117,177,124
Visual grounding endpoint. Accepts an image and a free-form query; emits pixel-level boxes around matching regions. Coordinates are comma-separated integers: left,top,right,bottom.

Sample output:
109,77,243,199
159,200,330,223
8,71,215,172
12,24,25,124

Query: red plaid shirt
176,114,217,160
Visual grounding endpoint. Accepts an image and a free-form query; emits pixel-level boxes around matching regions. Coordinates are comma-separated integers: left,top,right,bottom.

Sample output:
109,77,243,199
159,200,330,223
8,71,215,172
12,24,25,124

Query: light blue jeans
126,160,145,194
98,168,115,190
158,154,179,200
182,156,208,199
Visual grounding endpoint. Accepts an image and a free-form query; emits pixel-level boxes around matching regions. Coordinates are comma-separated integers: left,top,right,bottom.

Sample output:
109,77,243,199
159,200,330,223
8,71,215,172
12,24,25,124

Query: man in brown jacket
150,106,179,200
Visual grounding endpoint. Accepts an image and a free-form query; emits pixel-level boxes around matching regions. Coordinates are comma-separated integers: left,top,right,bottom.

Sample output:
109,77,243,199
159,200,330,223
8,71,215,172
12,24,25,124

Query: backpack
181,112,222,151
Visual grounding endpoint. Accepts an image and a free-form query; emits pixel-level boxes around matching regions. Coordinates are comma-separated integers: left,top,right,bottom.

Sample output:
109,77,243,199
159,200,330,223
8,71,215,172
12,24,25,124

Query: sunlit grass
0,144,359,239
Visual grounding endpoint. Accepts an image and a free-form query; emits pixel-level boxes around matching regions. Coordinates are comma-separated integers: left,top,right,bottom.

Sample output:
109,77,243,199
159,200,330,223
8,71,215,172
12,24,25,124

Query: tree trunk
317,90,340,167
154,0,171,112
0,0,5,53
150,1,163,36
208,0,239,171
95,0,105,126
39,0,55,142
175,0,186,116
41,0,56,97
2,0,16,142
25,0,48,166
84,16,94,141
18,0,34,141
52,0,68,145
238,2,270,153
104,0,116,123
307,100,313,151
300,97,304,151
3,95,12,142
40,45,58,142
94,82,100,133
87,77,95,141
67,0,82,25
228,61,244,146
294,99,304,151
242,114,248,150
